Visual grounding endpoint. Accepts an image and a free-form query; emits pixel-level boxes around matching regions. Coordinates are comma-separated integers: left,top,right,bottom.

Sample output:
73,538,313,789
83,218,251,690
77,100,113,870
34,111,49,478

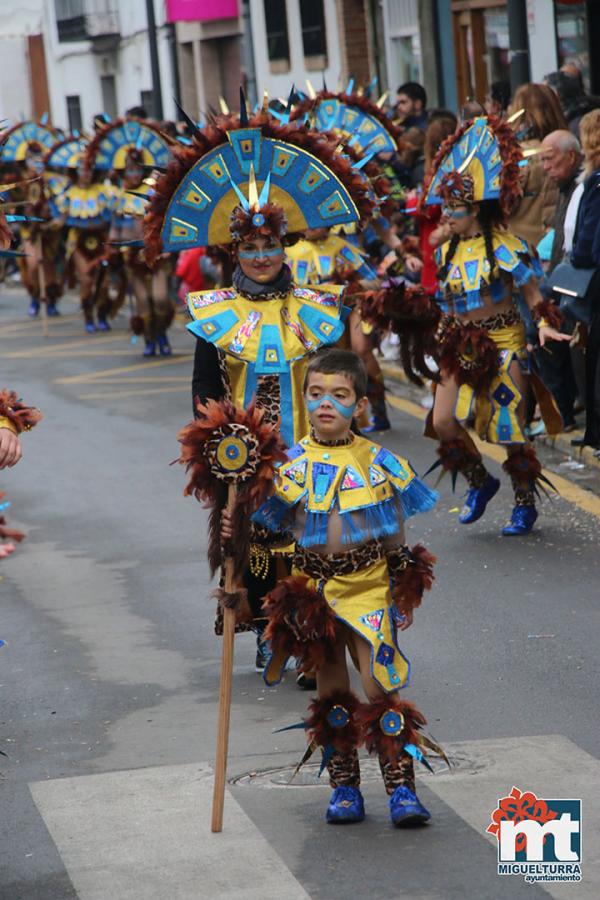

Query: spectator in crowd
545,67,600,138
485,80,511,119
395,82,428,131
508,83,567,247
570,109,600,452
537,130,585,430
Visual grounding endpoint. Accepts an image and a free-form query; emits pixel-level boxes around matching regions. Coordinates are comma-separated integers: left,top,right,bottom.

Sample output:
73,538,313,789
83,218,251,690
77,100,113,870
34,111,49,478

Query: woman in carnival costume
0,120,63,317
291,83,411,432
421,115,570,535
88,118,175,354
244,347,446,825
143,95,375,656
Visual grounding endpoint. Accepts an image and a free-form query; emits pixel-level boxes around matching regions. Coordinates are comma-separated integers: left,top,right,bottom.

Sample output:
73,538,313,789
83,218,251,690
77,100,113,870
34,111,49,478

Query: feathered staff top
434,230,543,314
252,433,437,549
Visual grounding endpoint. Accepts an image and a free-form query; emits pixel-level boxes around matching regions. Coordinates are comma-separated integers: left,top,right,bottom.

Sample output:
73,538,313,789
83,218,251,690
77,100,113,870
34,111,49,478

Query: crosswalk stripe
30,762,311,900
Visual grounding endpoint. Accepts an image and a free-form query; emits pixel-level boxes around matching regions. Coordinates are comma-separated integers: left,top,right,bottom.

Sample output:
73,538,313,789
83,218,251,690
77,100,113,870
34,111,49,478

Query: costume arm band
0,391,42,434
532,299,563,330
386,543,436,611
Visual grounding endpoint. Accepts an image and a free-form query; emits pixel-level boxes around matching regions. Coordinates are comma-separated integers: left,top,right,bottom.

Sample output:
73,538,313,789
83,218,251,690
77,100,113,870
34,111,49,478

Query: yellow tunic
186,284,348,447
286,234,373,286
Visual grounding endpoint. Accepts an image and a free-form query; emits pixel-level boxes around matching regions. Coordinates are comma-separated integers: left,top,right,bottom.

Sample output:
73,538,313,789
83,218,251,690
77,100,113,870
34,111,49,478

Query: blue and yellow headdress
0,120,61,162
86,118,174,171
144,103,375,263
45,136,88,170
423,115,523,220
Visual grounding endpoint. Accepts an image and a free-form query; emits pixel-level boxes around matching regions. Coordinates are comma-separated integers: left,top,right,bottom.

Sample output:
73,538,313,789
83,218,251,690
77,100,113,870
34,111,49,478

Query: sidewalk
380,359,600,473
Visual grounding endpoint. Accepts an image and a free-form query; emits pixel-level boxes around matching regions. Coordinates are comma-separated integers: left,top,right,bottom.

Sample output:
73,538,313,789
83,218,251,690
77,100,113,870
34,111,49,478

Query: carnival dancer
291,84,410,431
87,118,175,353
421,115,570,535
0,120,63,317
143,97,375,663
0,388,43,557
241,348,445,825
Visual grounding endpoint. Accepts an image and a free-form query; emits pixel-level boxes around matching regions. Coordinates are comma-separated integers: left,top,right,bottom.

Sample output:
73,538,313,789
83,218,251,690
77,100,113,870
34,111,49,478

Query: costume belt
293,539,384,580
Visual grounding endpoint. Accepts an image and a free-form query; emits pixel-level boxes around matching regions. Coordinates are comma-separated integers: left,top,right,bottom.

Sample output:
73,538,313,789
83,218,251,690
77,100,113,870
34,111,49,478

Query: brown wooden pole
211,483,237,833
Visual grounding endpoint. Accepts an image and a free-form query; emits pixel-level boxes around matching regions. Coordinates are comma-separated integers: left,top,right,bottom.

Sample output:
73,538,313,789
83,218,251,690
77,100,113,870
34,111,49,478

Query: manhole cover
231,751,480,788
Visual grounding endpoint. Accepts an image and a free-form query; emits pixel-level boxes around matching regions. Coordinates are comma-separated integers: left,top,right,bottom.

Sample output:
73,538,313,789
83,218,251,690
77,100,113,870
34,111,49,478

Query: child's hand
220,508,234,542
395,606,414,630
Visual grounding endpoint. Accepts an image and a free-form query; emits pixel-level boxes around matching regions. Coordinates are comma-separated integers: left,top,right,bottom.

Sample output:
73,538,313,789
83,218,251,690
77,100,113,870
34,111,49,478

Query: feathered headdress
143,92,375,264
0,120,60,162
423,115,524,220
45,136,88,171
85,117,175,171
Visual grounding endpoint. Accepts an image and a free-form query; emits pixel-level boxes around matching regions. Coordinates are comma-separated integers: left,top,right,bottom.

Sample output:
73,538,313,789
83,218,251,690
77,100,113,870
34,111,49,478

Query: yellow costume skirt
426,320,562,445
292,556,410,693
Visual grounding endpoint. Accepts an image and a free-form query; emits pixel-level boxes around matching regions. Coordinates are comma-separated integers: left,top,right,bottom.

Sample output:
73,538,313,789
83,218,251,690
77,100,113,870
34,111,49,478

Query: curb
380,360,600,473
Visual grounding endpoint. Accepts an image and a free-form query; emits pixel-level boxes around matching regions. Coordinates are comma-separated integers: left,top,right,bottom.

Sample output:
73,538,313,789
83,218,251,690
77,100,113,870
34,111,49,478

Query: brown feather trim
291,91,405,152
358,284,441,385
420,114,523,221
262,576,339,672
357,696,427,761
143,111,374,265
0,211,11,251
130,315,145,336
532,299,564,330
229,202,288,241
176,398,287,578
437,438,482,473
305,690,362,754
438,320,500,390
0,390,43,433
502,445,542,486
389,543,437,613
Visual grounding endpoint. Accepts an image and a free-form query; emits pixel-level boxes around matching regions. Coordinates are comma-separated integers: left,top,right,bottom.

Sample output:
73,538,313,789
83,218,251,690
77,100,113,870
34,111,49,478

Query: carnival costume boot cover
142,98,376,635
254,431,446,823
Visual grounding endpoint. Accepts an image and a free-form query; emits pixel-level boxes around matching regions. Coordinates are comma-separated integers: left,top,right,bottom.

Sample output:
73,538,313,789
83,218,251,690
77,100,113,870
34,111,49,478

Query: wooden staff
211,482,236,834
37,235,49,339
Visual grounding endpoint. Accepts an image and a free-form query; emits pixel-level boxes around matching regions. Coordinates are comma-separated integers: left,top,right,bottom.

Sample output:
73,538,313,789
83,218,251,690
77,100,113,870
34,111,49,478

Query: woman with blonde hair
571,108,600,451
508,83,568,246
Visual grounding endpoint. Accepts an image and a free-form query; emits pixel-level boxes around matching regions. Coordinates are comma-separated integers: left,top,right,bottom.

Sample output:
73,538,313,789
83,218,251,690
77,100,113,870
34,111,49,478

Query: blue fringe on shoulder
398,477,438,519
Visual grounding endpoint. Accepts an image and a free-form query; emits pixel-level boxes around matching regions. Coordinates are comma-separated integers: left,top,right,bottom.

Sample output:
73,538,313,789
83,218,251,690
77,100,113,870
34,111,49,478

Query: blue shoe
85,321,96,334
97,318,111,332
47,303,59,317
502,504,538,536
255,635,271,672
389,785,431,827
326,786,365,824
362,415,391,433
28,299,40,317
157,334,172,356
459,475,500,524
143,340,156,357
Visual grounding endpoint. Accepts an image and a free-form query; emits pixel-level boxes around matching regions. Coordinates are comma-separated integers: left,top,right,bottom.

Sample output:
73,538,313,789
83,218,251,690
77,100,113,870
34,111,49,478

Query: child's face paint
305,372,361,440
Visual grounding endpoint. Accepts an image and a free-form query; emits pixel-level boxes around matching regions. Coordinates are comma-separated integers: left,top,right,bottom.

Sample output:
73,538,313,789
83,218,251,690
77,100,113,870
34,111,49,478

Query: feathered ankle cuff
387,544,436,614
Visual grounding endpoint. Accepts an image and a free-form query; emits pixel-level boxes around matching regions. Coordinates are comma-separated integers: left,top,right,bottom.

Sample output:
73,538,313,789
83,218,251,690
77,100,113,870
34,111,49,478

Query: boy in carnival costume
242,348,445,826
421,115,570,535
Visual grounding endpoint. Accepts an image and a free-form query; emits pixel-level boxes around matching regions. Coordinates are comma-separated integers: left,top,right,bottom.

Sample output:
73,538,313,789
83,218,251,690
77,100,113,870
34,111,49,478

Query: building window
66,94,82,131
100,75,117,119
140,90,154,117
263,0,290,73
299,0,327,60
555,1,589,89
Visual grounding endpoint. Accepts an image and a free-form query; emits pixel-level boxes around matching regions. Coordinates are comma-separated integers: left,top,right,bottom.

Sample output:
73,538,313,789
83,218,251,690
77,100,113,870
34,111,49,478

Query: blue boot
47,303,59,317
502,504,538,536
143,340,156,357
362,415,391,433
97,318,111,332
28,299,40,317
85,321,96,334
157,334,172,356
389,785,431,827
326,786,365,824
459,474,500,524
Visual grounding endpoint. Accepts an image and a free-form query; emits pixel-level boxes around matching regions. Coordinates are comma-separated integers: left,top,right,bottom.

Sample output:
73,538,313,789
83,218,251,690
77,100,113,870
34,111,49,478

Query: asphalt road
1,285,599,900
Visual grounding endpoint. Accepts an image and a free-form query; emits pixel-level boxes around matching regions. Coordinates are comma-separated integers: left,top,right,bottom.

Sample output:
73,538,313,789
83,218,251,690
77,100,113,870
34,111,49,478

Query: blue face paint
307,394,356,419
442,205,471,220
238,247,283,260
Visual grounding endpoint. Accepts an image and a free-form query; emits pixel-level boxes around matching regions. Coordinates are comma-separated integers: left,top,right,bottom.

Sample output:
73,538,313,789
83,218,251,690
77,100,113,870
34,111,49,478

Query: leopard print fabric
327,749,361,788
379,752,416,795
293,539,385,580
442,306,521,334
255,375,281,425
217,349,232,400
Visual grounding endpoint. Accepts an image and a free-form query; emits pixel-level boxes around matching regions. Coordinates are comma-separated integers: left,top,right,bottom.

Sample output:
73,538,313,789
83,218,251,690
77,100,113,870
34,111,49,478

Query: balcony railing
55,0,120,43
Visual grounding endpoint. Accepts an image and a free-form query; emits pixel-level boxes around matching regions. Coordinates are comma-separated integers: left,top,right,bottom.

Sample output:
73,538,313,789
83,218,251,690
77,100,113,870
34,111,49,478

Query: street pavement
1,285,599,900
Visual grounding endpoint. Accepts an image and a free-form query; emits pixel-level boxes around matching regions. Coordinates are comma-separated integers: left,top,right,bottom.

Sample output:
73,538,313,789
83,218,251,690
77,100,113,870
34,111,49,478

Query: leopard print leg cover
379,752,416,795
327,749,361,788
